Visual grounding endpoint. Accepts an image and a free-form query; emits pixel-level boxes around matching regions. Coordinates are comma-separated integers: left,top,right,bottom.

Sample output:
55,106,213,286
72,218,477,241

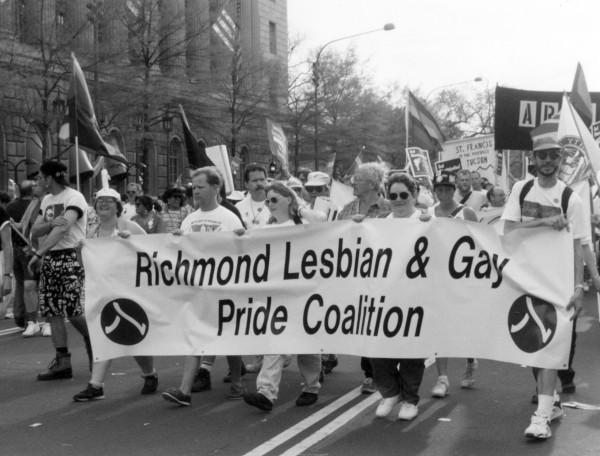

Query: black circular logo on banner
508,295,557,353
101,299,149,346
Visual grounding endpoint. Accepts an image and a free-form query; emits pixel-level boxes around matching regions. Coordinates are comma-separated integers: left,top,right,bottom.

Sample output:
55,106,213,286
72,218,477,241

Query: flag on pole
556,94,600,185
377,155,393,172
570,63,594,127
406,91,446,153
344,148,365,179
266,118,289,171
212,8,238,53
67,53,128,164
179,105,214,170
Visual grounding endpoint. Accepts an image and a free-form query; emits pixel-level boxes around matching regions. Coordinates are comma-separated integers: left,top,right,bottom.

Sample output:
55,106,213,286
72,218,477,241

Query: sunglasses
265,197,283,205
536,149,561,160
306,185,325,193
388,191,410,201
127,191,138,195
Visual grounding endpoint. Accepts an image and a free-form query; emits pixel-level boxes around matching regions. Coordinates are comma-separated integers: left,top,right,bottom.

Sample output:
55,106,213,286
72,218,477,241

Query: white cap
95,188,121,200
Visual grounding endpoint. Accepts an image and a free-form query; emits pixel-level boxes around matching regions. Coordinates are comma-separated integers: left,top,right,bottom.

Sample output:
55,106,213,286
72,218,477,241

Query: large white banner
82,219,574,369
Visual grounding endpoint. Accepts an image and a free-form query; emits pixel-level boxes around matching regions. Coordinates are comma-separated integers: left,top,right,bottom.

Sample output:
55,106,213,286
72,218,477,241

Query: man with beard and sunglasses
501,137,585,440
235,163,271,229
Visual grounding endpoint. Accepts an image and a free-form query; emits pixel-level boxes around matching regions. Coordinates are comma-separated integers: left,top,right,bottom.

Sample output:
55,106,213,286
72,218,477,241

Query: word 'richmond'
135,238,392,287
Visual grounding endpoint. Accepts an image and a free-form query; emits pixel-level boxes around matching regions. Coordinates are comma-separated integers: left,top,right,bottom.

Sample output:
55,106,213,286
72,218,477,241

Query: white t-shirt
235,195,271,229
40,187,88,250
501,178,586,240
181,205,243,234
454,189,488,211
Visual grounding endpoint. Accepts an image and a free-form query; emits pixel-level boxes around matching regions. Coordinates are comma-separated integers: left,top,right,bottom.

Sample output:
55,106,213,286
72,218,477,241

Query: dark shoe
162,388,191,406
37,353,73,381
561,382,576,394
73,384,105,402
296,392,318,407
228,382,246,400
191,368,211,392
243,392,273,411
223,364,247,383
323,357,338,374
141,374,158,395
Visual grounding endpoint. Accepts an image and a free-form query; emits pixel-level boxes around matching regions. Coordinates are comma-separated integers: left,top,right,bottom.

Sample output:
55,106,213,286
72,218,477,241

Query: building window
57,12,65,26
269,21,277,54
167,138,182,186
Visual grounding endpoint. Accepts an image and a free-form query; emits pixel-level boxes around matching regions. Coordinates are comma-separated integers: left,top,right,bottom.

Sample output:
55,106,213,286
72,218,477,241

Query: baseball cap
433,171,457,188
95,188,121,200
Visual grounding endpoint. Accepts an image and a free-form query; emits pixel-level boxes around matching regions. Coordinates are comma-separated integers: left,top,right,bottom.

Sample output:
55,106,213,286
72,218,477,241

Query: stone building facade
0,0,288,197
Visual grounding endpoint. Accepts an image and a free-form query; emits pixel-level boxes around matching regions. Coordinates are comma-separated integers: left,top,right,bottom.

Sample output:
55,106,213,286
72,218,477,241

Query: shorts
38,249,85,318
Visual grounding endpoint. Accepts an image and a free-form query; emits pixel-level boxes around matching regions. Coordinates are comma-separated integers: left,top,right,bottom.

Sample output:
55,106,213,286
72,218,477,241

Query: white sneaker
397,402,419,421
375,395,399,418
431,377,449,398
23,321,40,337
524,413,551,439
41,323,52,337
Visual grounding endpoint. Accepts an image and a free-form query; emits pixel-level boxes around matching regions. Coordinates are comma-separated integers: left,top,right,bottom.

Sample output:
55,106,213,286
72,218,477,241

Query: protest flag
343,147,365,179
570,63,593,128
212,8,238,53
266,118,289,171
377,155,393,172
179,104,214,169
323,151,337,177
405,91,446,153
67,53,127,165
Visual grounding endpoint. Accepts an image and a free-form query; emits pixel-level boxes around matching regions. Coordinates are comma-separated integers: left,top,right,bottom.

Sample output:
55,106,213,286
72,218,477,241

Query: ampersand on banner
406,236,429,278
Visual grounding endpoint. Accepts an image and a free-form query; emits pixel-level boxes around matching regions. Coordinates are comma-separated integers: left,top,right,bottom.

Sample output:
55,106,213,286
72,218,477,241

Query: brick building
0,0,288,197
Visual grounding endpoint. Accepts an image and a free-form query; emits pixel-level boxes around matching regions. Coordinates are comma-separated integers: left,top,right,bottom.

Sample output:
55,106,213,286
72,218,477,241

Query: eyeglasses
96,198,116,205
388,191,410,201
350,176,367,185
305,185,325,193
265,197,282,205
536,149,561,160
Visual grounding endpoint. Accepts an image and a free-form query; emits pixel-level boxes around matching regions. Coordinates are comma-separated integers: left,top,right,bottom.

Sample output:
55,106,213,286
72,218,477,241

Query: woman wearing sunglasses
361,172,432,421
73,188,158,402
243,181,322,412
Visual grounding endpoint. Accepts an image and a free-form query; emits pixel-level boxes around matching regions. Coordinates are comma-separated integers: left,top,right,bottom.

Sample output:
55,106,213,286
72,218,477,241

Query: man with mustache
235,163,271,229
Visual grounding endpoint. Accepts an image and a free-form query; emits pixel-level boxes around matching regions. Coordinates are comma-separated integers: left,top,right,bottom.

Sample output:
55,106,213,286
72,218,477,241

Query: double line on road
0,327,22,336
243,387,381,456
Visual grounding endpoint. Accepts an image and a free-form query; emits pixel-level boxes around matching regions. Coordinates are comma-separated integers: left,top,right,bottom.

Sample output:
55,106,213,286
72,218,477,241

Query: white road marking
279,392,381,456
242,387,368,456
0,327,23,336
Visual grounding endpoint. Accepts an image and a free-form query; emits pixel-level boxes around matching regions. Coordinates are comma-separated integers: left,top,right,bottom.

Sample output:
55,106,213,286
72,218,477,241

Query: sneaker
228,383,246,400
323,357,339,374
397,402,419,421
243,392,273,411
141,374,158,395
550,401,564,422
561,382,576,394
375,395,399,418
223,364,247,383
296,392,318,407
361,377,377,394
22,321,40,337
41,323,52,337
191,368,211,392
73,384,105,402
524,413,551,439
460,360,478,389
431,377,449,398
162,388,191,406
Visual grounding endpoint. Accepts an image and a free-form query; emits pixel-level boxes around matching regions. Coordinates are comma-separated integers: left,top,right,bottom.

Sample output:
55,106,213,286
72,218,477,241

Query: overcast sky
288,0,600,96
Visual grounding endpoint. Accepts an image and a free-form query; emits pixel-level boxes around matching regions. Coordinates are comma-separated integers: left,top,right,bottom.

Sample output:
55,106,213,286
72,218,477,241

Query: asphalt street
1,292,600,456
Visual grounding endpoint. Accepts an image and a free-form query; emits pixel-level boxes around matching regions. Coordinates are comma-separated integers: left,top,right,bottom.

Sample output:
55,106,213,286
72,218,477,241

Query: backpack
518,179,572,219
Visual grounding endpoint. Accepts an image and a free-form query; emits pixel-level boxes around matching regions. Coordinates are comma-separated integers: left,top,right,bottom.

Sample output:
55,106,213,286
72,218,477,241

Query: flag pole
566,97,600,190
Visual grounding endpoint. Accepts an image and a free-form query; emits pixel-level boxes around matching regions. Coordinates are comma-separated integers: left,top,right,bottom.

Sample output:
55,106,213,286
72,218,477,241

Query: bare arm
1,224,13,296
504,215,569,235
567,239,584,320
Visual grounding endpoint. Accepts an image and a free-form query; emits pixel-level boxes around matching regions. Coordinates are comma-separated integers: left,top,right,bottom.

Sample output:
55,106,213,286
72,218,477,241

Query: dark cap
433,171,457,188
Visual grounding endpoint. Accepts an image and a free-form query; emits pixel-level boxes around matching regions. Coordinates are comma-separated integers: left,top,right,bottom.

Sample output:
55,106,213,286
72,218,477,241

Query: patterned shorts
38,249,85,318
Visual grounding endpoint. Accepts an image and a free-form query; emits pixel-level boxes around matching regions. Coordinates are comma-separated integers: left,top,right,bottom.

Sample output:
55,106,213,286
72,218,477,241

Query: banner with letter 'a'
82,219,574,369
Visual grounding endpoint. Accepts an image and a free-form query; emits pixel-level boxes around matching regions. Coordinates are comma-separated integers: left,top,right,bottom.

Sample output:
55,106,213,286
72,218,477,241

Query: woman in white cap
73,187,158,402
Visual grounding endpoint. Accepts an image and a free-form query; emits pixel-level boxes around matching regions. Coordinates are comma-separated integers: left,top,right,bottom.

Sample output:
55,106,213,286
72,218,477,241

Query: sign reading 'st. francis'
134,235,509,289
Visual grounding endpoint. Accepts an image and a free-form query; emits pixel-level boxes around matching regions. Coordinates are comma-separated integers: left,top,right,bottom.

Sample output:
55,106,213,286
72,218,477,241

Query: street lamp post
424,77,483,103
312,23,395,171
4,158,40,183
